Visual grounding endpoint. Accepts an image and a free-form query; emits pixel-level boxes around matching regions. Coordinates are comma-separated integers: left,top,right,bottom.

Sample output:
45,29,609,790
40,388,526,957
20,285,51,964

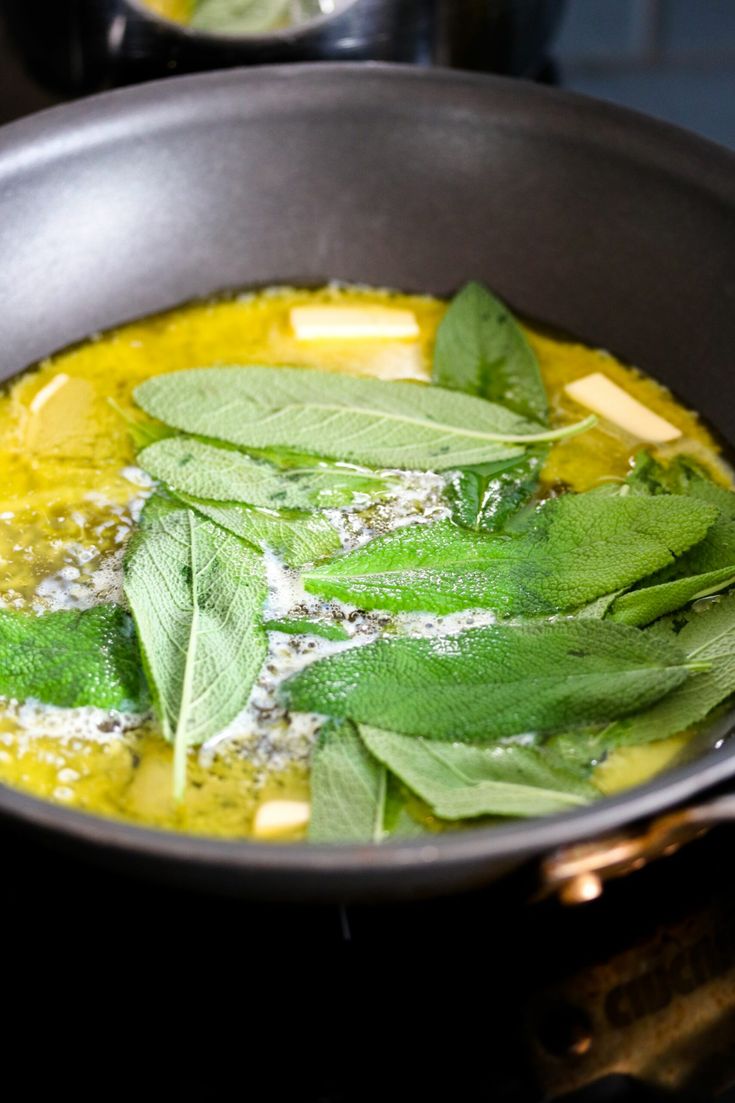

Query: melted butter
0,285,724,838
141,0,193,24
594,734,693,795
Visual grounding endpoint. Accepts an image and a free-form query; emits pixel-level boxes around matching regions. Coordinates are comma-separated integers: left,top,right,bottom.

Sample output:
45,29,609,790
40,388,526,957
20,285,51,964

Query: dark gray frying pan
1,64,734,901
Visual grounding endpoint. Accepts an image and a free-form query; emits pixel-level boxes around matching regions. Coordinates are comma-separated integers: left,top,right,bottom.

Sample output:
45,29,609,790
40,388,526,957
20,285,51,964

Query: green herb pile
5,282,735,841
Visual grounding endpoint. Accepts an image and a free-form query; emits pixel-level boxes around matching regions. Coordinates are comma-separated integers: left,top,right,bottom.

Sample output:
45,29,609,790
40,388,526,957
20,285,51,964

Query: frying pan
1,64,734,901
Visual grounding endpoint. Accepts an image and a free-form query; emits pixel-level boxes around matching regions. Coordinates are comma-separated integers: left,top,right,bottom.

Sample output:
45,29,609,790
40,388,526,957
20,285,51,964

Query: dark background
559,0,735,148
2,1,735,146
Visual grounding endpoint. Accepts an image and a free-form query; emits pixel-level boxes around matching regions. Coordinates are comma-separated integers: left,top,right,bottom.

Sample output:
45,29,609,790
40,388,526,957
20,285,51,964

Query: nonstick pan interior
0,64,734,900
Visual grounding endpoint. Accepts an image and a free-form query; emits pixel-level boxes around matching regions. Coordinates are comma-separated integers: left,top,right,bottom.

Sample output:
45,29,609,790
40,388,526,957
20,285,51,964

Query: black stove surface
6,818,735,1099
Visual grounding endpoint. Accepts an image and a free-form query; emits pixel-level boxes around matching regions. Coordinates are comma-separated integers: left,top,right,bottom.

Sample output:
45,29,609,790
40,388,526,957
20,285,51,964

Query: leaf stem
172,511,200,802
486,415,597,444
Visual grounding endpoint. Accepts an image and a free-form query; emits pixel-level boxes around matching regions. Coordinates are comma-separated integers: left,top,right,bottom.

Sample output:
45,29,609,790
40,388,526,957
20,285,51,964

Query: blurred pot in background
2,0,565,96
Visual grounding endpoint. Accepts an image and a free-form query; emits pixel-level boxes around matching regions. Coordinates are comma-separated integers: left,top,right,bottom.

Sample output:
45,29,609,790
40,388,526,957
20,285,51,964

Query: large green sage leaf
433,282,548,423
0,604,146,711
308,719,425,842
653,460,735,578
592,592,735,750
444,448,548,533
433,283,549,531
360,727,598,819
628,453,735,516
138,436,390,511
607,455,735,625
281,620,693,742
308,719,388,843
609,566,735,627
134,366,592,472
171,491,341,567
124,505,267,797
304,494,717,615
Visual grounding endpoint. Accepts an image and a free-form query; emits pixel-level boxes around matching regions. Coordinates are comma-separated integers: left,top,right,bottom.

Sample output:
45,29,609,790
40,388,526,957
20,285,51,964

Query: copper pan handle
539,794,735,905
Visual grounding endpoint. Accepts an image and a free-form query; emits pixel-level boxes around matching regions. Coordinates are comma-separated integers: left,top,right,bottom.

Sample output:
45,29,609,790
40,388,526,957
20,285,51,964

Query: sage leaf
138,488,181,525
628,453,735,517
139,436,389,511
308,719,389,843
281,620,692,741
172,491,341,567
134,366,592,472
360,727,598,819
611,454,735,624
627,454,735,546
434,283,549,531
0,605,146,711
445,448,547,533
191,0,290,34
609,566,735,627
433,282,548,423
124,506,267,798
309,719,427,842
264,617,350,641
574,591,624,620
664,516,735,583
383,777,430,838
304,495,717,615
140,437,327,511
594,592,735,749
108,399,172,451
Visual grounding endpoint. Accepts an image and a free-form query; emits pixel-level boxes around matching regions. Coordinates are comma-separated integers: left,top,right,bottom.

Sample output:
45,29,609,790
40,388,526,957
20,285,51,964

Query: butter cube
253,799,310,839
564,373,681,443
290,305,419,341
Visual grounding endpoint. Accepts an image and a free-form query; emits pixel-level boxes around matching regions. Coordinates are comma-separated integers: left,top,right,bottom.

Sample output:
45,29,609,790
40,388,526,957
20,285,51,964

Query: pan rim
1,62,735,887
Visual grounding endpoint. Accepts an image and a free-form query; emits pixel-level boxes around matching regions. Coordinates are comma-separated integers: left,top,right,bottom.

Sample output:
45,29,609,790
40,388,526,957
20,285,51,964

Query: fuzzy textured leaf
281,620,692,741
445,448,547,533
609,566,735,627
612,454,735,623
264,617,350,641
628,453,735,517
595,592,735,749
139,436,389,511
108,399,172,451
308,719,389,843
172,491,341,567
304,495,717,615
0,604,146,711
360,727,598,819
133,366,585,472
433,282,548,423
124,505,267,796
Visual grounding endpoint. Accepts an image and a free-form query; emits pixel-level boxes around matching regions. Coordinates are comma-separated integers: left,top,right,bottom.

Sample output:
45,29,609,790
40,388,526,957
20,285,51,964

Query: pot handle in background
539,794,735,905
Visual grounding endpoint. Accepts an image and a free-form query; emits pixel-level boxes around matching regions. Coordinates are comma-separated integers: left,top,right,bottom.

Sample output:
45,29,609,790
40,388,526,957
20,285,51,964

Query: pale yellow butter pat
29,372,71,414
253,799,311,838
290,305,420,341
564,372,682,443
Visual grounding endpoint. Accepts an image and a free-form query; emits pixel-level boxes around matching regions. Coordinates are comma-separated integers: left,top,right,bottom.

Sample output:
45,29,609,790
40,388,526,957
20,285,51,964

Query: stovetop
6,816,735,1098
1,16,734,1098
